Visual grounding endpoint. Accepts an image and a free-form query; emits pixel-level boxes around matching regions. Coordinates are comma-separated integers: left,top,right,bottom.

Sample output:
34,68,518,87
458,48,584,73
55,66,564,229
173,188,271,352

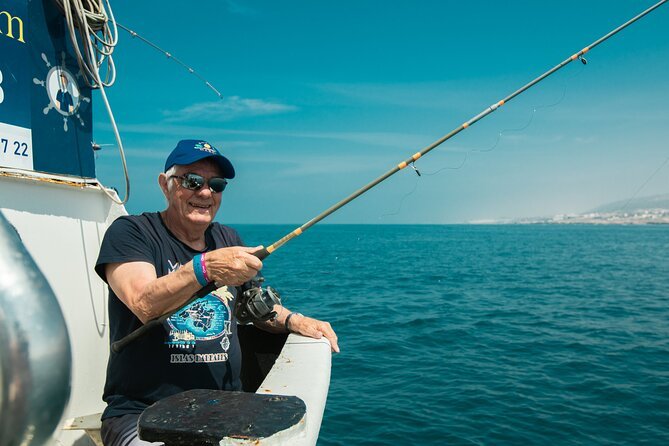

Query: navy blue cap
164,139,235,179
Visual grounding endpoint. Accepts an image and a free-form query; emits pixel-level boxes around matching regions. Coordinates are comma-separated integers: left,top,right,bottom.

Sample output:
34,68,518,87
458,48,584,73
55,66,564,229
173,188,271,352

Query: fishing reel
235,275,282,324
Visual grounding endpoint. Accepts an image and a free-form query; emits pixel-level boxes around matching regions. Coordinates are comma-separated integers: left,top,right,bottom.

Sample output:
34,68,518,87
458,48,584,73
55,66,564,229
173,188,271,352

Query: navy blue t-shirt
95,212,245,420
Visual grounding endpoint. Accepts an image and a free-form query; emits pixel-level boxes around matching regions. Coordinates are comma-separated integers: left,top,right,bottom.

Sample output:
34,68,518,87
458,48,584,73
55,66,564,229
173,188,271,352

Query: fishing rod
112,0,666,353
255,0,666,260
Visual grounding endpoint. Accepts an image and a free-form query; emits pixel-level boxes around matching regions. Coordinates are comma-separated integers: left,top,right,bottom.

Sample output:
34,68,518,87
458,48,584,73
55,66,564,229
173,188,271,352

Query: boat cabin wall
0,175,126,445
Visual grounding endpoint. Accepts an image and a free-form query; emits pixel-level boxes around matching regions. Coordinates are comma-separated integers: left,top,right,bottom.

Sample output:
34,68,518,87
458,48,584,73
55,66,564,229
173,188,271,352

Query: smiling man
95,139,338,446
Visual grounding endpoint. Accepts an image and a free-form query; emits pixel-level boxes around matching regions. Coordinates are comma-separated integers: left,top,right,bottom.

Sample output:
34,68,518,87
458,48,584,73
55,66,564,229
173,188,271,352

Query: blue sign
0,0,94,177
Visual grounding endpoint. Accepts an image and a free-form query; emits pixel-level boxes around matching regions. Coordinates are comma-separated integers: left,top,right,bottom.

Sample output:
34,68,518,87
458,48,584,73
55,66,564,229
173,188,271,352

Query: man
95,139,338,446
55,72,74,114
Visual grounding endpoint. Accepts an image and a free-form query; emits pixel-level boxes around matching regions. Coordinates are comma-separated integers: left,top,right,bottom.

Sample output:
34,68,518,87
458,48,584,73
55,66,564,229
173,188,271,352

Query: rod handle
253,247,270,260
111,319,161,353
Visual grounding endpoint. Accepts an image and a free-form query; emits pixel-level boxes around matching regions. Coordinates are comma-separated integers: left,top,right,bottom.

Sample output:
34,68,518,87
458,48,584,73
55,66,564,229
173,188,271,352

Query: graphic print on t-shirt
166,285,234,357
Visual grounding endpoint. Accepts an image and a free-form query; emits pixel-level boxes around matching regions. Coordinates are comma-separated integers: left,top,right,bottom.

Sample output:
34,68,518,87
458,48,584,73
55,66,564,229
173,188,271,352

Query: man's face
164,159,224,227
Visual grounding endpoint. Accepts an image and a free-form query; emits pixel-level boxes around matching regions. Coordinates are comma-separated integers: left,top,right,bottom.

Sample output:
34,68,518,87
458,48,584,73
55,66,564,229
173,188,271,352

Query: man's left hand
289,315,339,353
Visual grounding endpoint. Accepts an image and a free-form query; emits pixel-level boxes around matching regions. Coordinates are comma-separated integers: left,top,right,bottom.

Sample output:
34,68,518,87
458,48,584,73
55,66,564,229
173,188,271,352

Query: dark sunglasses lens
208,177,227,193
182,174,205,190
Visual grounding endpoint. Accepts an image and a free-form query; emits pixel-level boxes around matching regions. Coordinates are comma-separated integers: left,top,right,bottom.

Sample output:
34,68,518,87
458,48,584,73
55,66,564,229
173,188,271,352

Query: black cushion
138,389,306,445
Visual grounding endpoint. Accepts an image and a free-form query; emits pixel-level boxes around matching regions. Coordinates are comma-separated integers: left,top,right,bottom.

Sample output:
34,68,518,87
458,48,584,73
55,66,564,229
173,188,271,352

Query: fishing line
620,155,669,212
415,104,544,176
378,152,467,219
419,151,470,177
474,98,550,153
476,60,585,154
418,63,585,178
378,174,421,219
404,92,565,193
377,82,572,218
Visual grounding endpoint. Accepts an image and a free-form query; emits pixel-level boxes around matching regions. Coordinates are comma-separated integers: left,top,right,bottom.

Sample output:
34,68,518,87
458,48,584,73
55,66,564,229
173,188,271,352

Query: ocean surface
236,224,669,445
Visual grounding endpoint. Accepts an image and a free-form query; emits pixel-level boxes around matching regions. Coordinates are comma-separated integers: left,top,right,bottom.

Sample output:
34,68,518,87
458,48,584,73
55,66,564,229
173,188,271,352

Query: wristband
192,254,208,287
200,252,210,282
285,312,303,333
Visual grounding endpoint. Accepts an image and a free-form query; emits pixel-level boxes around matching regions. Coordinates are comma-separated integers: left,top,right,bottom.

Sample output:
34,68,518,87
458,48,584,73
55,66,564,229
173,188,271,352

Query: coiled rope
54,0,130,205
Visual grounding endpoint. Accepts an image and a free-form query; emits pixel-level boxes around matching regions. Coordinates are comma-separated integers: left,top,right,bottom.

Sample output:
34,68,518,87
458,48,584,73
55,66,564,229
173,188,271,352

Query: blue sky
93,0,669,224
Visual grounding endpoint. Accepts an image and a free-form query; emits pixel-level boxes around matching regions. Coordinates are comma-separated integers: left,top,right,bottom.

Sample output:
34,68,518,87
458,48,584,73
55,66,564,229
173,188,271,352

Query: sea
236,224,669,445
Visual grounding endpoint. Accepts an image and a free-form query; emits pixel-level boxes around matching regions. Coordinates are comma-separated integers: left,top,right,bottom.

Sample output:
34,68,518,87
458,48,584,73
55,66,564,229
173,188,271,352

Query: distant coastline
511,208,669,225
472,194,669,225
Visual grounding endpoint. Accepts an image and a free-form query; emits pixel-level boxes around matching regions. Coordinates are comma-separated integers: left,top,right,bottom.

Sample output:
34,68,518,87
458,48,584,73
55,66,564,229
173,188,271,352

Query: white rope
54,0,117,87
54,0,129,205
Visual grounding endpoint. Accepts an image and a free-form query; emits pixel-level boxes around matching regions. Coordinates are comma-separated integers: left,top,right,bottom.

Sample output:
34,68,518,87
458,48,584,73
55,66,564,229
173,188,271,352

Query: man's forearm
253,305,340,353
253,304,292,333
108,246,262,324
109,259,204,324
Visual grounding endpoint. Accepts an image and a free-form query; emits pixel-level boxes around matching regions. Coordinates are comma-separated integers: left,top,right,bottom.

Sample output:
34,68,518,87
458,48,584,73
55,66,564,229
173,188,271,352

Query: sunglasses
169,173,228,193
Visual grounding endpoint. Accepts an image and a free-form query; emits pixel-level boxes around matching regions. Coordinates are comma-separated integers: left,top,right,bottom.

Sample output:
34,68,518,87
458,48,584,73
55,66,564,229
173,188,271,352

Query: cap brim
211,155,235,179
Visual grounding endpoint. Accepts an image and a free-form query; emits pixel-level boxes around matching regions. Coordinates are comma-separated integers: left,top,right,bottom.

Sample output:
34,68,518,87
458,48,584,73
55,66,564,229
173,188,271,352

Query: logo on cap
194,141,216,154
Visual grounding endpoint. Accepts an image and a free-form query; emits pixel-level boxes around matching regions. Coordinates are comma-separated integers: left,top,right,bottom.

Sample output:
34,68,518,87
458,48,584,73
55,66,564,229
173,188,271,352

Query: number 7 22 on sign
1,137,29,157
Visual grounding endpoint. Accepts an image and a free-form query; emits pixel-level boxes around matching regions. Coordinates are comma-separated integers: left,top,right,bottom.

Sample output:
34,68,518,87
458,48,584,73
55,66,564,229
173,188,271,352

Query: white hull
1,172,124,445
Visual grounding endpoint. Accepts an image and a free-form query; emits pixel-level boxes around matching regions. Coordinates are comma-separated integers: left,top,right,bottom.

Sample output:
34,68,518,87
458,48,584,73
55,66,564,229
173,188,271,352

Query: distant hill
591,194,669,213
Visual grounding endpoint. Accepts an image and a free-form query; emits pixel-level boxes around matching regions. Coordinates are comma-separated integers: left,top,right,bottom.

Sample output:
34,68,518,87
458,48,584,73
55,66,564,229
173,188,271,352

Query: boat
0,1,332,444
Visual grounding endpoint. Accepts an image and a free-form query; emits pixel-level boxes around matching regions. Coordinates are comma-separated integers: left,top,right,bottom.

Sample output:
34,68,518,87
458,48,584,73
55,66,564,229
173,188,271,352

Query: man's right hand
204,246,263,286
106,246,263,323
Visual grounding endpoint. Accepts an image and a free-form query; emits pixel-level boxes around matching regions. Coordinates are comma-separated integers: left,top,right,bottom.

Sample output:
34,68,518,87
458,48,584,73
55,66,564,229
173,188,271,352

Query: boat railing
0,211,72,446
